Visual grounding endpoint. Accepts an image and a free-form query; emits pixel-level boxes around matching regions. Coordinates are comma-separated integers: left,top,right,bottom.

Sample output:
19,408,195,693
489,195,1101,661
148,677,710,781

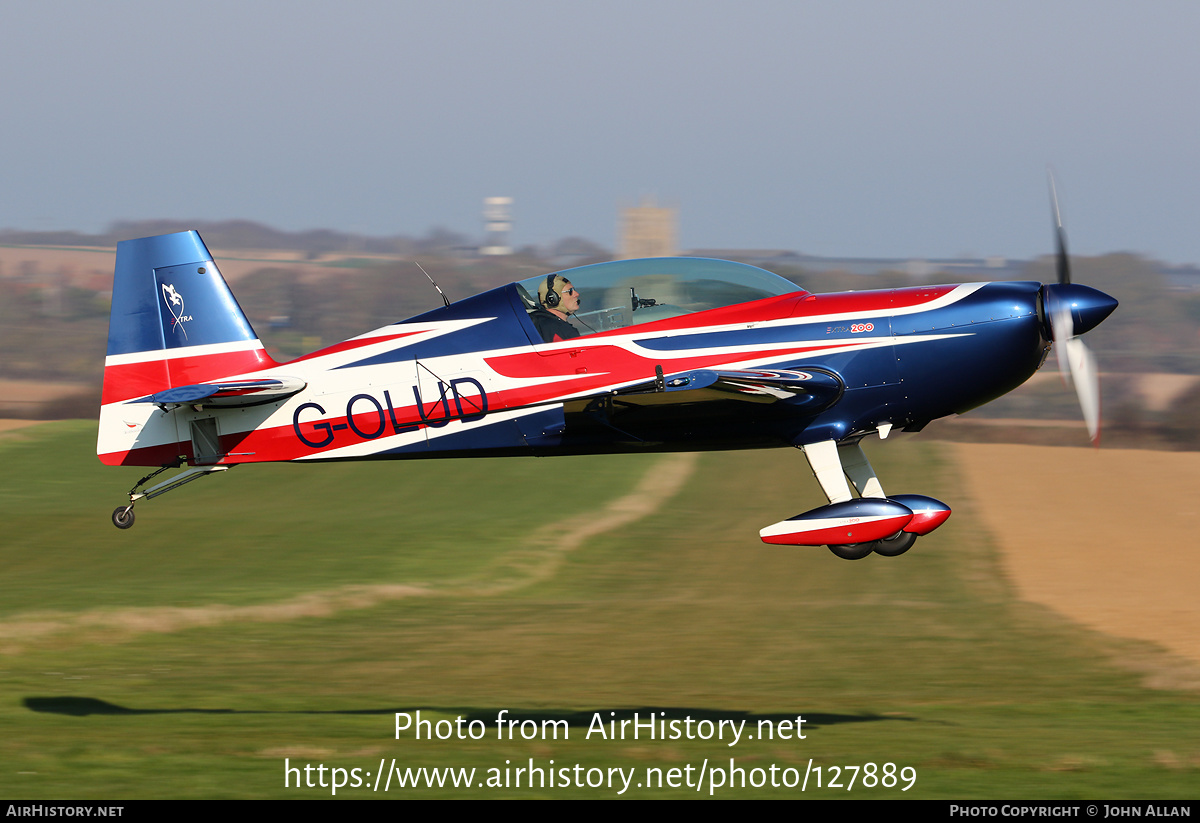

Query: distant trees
4,240,1200,447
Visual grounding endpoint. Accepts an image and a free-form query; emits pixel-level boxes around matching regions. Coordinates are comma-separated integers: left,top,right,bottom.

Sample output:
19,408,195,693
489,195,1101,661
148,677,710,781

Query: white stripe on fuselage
104,338,268,366
284,317,493,376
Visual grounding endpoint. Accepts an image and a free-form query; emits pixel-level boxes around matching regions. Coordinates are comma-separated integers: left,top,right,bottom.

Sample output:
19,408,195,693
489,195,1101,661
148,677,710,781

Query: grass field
0,422,1197,798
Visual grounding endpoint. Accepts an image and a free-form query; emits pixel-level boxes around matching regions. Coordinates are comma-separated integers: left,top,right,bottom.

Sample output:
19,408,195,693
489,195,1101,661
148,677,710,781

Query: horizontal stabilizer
130,377,307,409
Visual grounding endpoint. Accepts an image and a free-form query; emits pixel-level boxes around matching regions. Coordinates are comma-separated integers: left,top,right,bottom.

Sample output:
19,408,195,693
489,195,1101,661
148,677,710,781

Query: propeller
1049,172,1070,286
1040,172,1117,445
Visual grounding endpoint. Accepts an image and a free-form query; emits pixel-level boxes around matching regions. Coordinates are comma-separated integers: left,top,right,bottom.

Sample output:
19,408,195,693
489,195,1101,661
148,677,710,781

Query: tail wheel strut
110,459,231,529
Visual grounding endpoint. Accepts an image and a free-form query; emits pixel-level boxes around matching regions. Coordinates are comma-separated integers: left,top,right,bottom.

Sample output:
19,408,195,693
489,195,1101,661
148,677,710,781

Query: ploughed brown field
955,443,1200,666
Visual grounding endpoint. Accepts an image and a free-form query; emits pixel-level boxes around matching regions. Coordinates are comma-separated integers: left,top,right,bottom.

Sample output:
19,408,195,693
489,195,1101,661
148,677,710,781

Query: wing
562,367,844,414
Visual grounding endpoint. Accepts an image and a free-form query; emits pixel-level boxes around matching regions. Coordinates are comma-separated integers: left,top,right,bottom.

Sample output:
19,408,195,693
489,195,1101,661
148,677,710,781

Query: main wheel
873,530,917,557
828,541,877,560
112,506,135,529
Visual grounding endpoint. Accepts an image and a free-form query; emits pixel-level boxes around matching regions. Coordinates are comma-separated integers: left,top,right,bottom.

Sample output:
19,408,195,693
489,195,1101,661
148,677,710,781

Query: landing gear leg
766,437,940,557
110,458,231,529
799,439,854,504
838,441,885,498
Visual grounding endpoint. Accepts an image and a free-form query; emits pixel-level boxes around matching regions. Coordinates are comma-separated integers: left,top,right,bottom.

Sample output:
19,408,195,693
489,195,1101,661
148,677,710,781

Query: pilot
531,274,582,343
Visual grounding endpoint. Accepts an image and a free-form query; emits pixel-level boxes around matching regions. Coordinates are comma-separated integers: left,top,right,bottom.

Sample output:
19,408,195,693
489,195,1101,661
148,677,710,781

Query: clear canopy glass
516,258,803,337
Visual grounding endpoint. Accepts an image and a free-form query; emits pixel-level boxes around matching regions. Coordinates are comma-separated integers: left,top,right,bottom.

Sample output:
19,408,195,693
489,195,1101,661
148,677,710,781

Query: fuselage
99,255,1074,467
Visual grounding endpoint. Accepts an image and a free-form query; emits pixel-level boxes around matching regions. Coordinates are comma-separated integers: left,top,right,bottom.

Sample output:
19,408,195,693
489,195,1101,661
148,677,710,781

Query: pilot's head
539,275,580,316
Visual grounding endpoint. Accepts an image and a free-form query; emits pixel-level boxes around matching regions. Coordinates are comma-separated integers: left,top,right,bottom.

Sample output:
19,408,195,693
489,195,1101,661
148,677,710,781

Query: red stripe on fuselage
101,348,277,405
99,440,190,467
485,341,862,385
790,285,957,319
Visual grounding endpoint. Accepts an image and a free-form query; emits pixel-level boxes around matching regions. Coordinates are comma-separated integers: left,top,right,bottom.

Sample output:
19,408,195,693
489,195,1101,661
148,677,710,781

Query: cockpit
515,258,804,339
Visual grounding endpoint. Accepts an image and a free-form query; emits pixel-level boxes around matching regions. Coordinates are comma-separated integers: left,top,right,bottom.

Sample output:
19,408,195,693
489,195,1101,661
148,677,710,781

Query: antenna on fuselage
415,261,451,307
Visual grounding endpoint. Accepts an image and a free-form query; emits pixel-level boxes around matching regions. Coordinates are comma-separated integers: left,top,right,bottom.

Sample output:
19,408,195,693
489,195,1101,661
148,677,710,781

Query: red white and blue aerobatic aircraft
98,202,1116,559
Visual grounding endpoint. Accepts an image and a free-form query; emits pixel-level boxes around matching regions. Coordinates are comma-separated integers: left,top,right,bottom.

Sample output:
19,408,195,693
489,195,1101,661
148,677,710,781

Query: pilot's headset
541,275,566,310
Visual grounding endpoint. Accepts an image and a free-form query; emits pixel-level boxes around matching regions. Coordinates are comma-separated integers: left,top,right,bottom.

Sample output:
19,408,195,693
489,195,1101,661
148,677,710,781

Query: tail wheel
873,530,917,557
112,506,135,530
828,542,877,560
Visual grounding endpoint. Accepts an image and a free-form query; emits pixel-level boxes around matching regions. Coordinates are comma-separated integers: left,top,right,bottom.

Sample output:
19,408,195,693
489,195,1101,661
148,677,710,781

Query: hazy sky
2,1,1197,263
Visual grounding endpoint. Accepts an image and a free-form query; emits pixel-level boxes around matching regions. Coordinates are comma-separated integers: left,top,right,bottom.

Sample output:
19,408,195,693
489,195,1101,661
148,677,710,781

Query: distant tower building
481,196,513,256
618,196,677,259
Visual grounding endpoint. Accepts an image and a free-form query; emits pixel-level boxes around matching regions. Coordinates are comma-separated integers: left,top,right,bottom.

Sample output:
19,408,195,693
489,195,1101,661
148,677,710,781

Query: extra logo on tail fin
160,282,191,339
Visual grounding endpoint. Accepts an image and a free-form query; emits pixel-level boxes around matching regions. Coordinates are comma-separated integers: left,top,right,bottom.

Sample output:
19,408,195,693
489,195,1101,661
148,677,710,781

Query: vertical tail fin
99,231,277,465
101,231,276,405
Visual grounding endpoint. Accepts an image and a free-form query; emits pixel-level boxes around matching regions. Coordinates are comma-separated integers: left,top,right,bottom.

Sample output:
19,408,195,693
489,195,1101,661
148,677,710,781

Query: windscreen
517,258,803,337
